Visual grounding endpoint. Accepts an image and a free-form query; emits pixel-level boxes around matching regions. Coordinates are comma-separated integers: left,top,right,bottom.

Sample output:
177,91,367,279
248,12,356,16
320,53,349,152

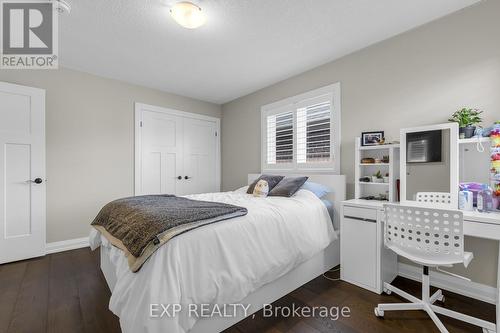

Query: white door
0,82,45,264
135,104,219,196
139,110,184,195
181,117,217,195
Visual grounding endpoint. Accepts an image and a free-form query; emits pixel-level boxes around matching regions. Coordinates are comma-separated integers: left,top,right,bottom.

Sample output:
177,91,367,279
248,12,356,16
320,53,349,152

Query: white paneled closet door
0,82,46,264
135,103,220,196
181,117,218,195
140,110,184,195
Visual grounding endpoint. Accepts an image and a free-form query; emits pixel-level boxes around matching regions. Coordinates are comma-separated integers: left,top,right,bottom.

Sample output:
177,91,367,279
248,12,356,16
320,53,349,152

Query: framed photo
361,131,384,146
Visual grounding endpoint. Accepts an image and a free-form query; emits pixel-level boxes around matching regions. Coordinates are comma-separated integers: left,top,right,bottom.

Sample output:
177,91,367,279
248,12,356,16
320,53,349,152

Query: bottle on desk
459,186,474,211
477,184,494,213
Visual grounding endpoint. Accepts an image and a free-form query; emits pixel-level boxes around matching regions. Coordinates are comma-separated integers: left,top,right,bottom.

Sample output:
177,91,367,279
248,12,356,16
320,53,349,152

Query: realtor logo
1,0,58,69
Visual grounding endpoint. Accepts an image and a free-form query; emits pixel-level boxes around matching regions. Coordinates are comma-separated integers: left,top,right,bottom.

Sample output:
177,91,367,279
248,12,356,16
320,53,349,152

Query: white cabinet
340,201,398,294
341,215,377,289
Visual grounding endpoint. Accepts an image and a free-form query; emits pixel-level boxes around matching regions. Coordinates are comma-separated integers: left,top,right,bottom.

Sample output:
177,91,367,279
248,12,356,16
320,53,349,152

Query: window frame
260,83,341,174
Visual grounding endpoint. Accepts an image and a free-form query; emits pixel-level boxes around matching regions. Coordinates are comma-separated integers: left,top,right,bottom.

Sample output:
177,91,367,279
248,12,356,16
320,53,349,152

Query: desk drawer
343,205,377,222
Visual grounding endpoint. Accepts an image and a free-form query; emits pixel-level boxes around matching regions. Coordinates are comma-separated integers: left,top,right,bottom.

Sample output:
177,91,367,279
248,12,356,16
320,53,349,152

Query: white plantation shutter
261,84,340,172
297,101,331,164
266,111,293,164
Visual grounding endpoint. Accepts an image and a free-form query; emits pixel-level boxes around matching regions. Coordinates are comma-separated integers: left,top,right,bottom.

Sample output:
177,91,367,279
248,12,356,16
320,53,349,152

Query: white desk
341,199,500,333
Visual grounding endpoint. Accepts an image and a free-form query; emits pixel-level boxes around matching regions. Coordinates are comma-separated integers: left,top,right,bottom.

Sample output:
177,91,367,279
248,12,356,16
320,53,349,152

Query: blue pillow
301,181,331,198
321,199,334,222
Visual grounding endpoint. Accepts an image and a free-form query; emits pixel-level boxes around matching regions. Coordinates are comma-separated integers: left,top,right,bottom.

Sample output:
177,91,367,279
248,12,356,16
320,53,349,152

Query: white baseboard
46,237,90,254
398,262,496,305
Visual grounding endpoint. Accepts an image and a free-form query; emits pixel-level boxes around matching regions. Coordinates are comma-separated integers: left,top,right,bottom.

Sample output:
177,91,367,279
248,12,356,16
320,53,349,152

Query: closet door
136,104,220,196
139,110,184,195
180,117,218,195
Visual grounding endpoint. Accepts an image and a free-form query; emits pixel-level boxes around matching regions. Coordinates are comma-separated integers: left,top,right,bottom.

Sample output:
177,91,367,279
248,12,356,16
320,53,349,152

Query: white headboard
248,173,346,230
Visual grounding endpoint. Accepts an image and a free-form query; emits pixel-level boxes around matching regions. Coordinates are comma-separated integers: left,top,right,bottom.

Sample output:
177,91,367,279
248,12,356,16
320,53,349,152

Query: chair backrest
416,192,452,206
383,204,464,265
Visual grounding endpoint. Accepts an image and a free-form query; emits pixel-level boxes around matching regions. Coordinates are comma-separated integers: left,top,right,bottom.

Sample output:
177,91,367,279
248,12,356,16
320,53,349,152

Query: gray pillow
247,175,284,194
268,177,309,197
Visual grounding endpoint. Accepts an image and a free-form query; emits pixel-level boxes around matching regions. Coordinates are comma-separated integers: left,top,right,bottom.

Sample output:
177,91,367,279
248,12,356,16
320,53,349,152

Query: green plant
448,108,483,127
374,170,383,179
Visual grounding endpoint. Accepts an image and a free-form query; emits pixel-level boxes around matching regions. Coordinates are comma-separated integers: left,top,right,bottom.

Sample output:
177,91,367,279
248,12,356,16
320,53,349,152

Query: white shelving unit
459,137,490,145
354,137,400,202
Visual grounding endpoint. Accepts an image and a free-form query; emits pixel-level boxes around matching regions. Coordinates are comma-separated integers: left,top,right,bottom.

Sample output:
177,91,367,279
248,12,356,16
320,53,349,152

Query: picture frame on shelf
361,131,385,146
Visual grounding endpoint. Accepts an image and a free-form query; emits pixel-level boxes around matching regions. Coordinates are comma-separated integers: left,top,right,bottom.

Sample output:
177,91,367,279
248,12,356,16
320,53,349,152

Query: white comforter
89,189,336,333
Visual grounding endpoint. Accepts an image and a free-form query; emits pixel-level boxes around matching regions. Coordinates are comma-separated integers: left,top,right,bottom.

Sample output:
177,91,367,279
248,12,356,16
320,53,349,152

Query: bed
92,173,345,333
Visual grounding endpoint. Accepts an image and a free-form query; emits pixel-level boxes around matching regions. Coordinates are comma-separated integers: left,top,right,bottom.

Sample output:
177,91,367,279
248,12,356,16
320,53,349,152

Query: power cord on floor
322,266,341,282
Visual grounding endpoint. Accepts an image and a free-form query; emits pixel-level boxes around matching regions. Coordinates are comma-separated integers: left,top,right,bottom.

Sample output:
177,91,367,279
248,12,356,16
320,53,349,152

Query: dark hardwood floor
0,248,495,333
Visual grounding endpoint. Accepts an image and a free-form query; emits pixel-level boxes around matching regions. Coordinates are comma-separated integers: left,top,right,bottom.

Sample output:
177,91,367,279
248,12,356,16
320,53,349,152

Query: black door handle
33,178,43,184
177,176,182,180
184,176,191,180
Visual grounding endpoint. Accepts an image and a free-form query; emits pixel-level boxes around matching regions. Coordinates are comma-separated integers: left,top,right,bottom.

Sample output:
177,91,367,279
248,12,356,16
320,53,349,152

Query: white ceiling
59,0,481,104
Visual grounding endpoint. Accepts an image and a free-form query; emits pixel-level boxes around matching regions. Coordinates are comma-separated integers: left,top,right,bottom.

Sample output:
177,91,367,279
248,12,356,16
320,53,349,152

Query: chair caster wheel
383,288,392,295
374,307,384,318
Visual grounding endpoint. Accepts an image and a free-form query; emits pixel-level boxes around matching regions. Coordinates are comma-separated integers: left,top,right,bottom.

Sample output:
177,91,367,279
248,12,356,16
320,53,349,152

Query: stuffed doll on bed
253,179,269,197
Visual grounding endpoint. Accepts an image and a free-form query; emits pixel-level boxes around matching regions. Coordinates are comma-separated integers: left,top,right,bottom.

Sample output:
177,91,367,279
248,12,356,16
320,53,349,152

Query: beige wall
221,0,500,286
0,68,221,243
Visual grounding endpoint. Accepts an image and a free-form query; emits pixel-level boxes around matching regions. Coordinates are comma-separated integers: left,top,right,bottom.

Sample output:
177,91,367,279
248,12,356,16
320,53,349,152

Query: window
261,83,341,173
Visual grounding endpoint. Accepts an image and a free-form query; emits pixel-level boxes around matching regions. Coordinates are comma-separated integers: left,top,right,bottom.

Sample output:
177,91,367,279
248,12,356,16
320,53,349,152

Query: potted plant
383,173,390,183
372,170,384,183
448,108,483,139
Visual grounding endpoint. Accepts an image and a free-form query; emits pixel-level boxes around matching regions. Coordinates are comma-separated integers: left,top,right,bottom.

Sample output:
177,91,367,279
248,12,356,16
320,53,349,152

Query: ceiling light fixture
52,0,71,14
170,1,206,29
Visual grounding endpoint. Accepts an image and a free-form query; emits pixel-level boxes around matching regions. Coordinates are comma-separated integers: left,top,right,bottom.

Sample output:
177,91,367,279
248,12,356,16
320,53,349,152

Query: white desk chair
375,204,495,333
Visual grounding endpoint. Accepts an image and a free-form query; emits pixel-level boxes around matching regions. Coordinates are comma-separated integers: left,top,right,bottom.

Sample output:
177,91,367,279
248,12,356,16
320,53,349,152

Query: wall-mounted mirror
400,123,459,208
